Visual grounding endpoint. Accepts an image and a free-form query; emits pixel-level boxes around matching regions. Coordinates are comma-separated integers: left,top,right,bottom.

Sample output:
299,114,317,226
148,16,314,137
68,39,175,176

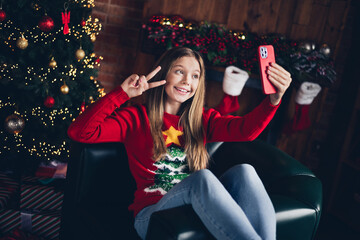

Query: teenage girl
68,47,292,240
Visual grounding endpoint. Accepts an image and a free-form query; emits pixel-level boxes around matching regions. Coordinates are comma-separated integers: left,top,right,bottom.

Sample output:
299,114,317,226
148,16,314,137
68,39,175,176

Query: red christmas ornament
39,15,54,32
44,96,55,108
81,102,86,112
80,19,86,27
0,9,6,22
95,57,101,64
62,11,71,35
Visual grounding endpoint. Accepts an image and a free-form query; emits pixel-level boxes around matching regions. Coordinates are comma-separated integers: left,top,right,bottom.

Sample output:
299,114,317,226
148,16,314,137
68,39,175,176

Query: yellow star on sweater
162,126,183,146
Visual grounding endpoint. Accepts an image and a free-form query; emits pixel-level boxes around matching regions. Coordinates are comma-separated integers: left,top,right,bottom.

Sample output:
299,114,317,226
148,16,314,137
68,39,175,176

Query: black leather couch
60,140,322,240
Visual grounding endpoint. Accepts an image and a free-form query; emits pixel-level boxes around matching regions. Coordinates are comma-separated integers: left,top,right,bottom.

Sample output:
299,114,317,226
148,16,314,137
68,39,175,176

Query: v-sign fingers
146,66,161,81
148,80,166,89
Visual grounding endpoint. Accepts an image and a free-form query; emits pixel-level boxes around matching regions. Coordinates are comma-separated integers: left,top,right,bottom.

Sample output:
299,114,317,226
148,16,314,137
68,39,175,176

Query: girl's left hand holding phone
267,63,292,105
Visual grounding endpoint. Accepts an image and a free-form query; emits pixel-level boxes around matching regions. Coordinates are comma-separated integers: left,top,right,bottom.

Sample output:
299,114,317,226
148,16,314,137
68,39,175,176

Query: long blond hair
146,47,209,171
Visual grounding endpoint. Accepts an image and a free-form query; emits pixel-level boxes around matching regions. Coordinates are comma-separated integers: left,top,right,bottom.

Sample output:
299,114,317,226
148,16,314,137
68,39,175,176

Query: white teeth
176,87,188,93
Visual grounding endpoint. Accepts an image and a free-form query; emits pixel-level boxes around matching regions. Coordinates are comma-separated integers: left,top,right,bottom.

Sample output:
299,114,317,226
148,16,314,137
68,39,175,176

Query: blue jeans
134,164,276,240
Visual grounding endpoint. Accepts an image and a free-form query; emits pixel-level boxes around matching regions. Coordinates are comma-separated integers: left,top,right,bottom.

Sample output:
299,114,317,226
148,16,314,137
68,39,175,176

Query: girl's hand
121,66,166,98
267,63,292,105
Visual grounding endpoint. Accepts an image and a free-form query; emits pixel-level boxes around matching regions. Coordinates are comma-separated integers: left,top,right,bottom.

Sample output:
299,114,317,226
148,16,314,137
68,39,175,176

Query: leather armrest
270,175,322,240
270,175,322,217
209,140,314,181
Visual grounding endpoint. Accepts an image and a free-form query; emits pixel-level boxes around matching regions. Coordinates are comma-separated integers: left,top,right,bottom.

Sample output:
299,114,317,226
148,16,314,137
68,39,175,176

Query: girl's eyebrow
172,64,200,73
172,64,184,68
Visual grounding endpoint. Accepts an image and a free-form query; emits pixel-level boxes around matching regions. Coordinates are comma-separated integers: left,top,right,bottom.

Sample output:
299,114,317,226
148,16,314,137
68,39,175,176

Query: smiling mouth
175,87,190,94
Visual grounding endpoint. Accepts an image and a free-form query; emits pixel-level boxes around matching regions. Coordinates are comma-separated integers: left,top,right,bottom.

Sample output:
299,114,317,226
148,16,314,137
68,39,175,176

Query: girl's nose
182,74,191,85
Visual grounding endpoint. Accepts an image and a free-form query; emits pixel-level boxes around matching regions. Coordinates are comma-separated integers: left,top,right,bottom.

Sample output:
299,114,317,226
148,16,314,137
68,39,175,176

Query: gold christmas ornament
16,36,28,50
75,48,85,60
4,114,25,134
60,82,69,94
49,58,57,68
299,42,311,53
320,44,331,57
90,33,96,42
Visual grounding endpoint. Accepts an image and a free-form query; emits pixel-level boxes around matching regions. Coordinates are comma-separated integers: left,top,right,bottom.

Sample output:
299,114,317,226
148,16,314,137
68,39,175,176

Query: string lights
1,17,101,50
1,61,100,88
73,0,95,8
0,0,103,164
0,98,75,159
0,130,70,160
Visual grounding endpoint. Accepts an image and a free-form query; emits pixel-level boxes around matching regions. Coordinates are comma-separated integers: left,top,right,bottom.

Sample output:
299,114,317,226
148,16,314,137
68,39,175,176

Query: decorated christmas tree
0,0,103,173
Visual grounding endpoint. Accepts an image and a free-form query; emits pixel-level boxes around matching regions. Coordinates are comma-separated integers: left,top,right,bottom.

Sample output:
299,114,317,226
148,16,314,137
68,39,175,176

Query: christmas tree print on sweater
144,125,190,195
145,145,190,195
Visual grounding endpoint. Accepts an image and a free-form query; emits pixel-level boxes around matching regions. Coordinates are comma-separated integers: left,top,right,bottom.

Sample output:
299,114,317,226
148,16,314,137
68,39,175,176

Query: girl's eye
175,70,183,74
193,74,199,79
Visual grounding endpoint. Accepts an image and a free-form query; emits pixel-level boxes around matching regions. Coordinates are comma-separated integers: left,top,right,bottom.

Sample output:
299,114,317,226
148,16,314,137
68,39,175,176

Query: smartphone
258,45,277,94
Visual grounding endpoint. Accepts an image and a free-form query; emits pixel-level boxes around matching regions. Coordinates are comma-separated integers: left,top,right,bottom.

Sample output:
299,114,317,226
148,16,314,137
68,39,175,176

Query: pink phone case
258,45,277,94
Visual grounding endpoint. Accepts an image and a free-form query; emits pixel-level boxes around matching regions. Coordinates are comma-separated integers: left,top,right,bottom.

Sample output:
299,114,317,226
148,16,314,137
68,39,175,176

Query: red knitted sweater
67,86,279,217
